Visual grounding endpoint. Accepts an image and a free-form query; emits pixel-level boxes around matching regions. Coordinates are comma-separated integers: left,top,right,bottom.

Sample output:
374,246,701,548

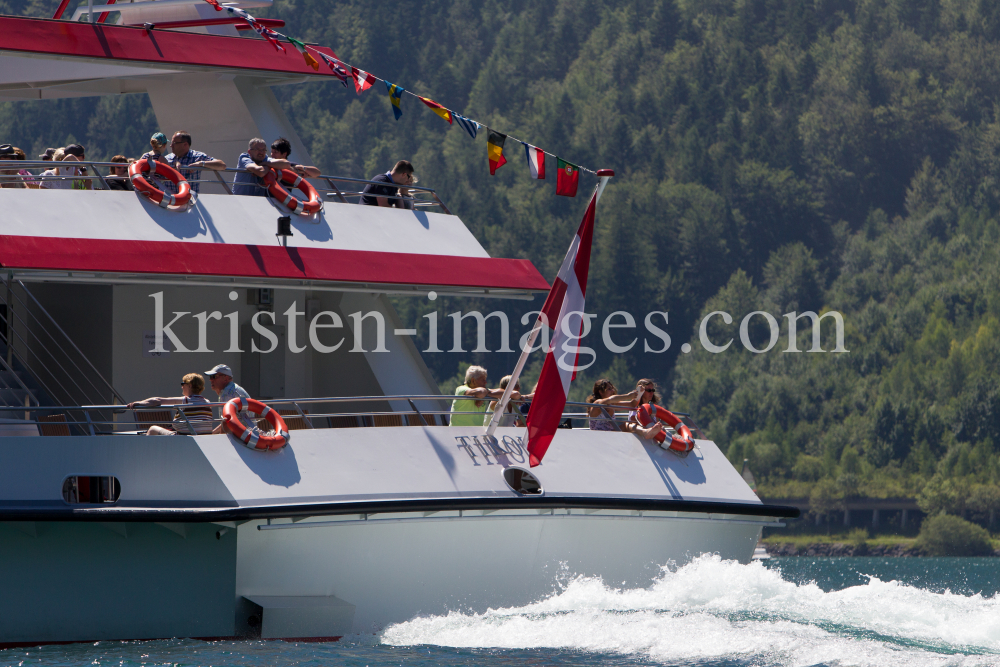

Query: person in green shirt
449,365,514,426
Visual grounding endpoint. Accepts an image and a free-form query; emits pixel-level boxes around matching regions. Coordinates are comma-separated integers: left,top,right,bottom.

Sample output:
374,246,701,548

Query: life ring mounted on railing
128,156,192,210
634,403,696,453
222,396,289,450
264,168,322,216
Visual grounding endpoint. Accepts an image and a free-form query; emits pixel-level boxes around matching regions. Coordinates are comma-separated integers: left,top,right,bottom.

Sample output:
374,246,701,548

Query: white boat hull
237,511,765,633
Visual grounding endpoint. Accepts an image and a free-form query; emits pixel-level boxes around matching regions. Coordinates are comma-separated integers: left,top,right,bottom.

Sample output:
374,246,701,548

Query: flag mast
485,169,615,439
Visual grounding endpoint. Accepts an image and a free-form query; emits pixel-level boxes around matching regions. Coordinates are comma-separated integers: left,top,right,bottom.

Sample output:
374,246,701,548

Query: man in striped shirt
127,372,214,435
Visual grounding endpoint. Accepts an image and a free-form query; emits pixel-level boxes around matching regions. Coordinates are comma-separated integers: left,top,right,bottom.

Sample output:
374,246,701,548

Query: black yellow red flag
487,128,507,175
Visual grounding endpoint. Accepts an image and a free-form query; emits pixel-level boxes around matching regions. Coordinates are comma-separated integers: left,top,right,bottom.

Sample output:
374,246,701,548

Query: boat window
503,467,543,495
62,476,121,504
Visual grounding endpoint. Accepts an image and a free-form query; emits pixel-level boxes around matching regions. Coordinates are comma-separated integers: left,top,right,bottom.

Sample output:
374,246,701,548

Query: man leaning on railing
233,137,297,196
360,160,417,209
270,137,320,179
163,131,226,194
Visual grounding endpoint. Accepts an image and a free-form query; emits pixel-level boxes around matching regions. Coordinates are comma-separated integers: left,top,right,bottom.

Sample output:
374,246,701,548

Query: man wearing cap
204,364,255,434
62,144,93,190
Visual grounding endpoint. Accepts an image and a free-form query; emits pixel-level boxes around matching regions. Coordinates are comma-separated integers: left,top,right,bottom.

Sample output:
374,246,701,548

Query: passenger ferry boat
0,5,797,646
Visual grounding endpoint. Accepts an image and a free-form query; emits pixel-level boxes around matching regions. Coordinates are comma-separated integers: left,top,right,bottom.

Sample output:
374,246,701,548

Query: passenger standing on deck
360,160,416,208
141,132,169,162
483,375,529,427
61,144,92,190
205,364,257,435
232,137,295,196
163,131,226,195
269,137,321,178
127,373,214,435
39,149,82,190
106,155,134,191
0,144,34,188
449,365,512,426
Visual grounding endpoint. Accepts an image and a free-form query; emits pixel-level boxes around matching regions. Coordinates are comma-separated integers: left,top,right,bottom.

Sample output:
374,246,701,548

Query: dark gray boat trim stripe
0,497,800,522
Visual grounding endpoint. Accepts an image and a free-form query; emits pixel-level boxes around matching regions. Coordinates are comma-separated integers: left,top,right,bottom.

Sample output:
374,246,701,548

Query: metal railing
0,393,704,438
0,274,124,418
1,160,452,213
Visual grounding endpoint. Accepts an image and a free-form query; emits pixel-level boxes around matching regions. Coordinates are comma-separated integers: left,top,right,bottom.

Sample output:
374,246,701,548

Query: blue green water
4,555,999,667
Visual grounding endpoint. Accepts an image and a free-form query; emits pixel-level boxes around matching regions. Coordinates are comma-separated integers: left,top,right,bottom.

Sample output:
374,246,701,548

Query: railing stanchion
324,178,349,204
177,405,196,435
407,398,428,426
213,170,235,194
84,409,95,436
292,401,314,429
432,192,452,215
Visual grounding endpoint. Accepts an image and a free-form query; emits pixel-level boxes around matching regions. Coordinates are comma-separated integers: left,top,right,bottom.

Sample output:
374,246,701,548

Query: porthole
62,476,121,504
503,467,543,495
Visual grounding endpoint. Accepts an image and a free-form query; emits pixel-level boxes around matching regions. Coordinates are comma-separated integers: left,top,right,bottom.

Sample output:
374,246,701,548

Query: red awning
0,16,340,79
0,236,550,293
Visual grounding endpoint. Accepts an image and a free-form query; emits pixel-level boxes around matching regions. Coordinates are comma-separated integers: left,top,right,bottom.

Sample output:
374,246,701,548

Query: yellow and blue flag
385,80,404,120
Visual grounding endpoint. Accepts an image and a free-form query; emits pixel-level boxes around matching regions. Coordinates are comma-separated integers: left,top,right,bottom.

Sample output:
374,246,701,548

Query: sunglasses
641,386,654,392
181,382,191,386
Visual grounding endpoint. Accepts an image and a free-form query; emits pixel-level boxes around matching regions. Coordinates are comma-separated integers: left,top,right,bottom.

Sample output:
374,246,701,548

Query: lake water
6,555,999,667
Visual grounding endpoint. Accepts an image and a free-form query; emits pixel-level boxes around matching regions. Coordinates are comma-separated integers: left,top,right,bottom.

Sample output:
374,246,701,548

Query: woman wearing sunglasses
126,373,214,435
586,378,663,439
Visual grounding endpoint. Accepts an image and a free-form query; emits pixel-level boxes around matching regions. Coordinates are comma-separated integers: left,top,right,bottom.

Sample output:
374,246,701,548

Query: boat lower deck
0,507,773,645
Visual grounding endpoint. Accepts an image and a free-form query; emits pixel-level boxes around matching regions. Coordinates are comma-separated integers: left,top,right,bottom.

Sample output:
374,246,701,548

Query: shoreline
763,542,1000,557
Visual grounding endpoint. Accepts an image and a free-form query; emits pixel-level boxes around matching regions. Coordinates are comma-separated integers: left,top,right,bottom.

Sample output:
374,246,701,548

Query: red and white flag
524,177,609,467
523,142,545,179
351,66,377,94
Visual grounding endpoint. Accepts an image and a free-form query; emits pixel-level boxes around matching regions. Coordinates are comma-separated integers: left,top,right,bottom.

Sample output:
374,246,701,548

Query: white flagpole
484,170,614,438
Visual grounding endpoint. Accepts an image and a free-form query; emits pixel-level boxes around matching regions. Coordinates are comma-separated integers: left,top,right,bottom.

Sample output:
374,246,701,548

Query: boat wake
381,554,1000,666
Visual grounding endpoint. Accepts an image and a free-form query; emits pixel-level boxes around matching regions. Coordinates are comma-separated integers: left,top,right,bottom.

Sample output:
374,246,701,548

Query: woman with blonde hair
127,373,214,435
483,375,529,427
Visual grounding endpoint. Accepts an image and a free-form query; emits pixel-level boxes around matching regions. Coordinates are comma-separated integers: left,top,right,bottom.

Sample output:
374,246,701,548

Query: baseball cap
0,144,15,158
204,364,233,377
64,144,85,157
151,132,167,147
39,148,56,160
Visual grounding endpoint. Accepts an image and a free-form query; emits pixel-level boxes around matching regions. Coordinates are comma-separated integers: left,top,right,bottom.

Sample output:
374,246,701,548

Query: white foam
381,554,1000,666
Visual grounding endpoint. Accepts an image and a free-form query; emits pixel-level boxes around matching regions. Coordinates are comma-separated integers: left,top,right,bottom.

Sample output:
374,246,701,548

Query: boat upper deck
0,162,549,298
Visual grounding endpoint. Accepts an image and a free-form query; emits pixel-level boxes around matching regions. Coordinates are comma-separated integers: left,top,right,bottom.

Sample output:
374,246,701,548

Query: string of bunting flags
218,2,591,197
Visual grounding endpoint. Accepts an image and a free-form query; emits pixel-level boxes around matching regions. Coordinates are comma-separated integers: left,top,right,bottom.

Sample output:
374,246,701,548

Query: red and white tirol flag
525,178,607,467
351,66,377,94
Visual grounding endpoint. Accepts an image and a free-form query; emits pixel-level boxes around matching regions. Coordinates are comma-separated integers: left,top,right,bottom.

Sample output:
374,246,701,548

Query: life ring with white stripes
635,403,695,453
129,156,192,210
264,168,322,216
222,396,289,450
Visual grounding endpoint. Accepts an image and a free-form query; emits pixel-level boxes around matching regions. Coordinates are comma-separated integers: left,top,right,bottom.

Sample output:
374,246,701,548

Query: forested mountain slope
2,0,999,509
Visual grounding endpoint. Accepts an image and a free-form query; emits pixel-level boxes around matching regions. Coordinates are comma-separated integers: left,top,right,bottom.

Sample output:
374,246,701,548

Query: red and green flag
487,128,507,175
288,37,319,71
556,158,579,197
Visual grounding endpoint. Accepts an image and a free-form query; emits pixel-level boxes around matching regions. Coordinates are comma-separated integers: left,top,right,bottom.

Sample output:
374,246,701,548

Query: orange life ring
635,403,695,453
264,168,322,216
222,396,289,450
129,156,192,210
